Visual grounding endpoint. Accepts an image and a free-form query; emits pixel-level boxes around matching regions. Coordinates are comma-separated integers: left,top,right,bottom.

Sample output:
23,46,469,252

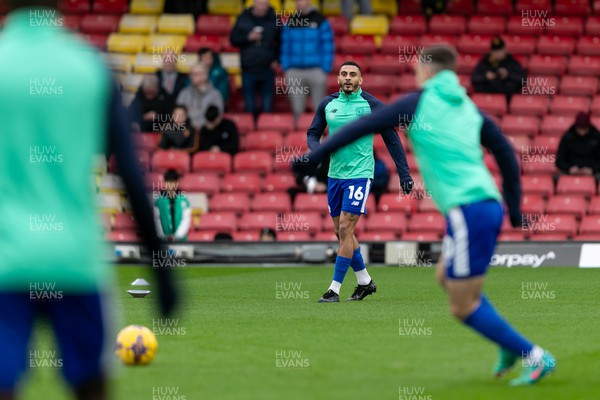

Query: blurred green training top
0,8,112,292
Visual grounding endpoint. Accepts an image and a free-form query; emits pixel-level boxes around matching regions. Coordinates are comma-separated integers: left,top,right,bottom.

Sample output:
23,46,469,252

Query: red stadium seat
506,135,532,152
296,113,315,131
220,173,261,193
209,193,250,213
501,115,540,136
502,34,536,54
555,0,590,16
521,160,558,175
498,232,526,241
521,175,554,196
192,151,231,174
277,231,312,241
589,197,600,214
327,15,349,36
477,0,513,14
540,115,574,136
417,197,439,213
179,173,220,194
380,35,419,55
515,0,551,12
378,194,418,213
521,75,558,97
401,232,441,241
551,16,584,36
580,215,600,234
446,0,475,14
232,231,260,241
429,15,467,35
58,0,90,14
361,74,395,96
113,213,136,231
509,95,549,116
198,212,237,232
457,34,492,55
557,176,596,197
546,195,587,217
506,15,543,36
145,172,164,191
536,36,575,56
152,150,190,174
250,192,292,213
456,54,479,74
365,213,407,234
262,173,295,192
593,98,600,117
468,16,505,35
390,15,427,35
419,34,457,47
233,151,272,174
283,131,309,152
528,55,568,76
338,35,376,55
396,73,418,93
135,133,160,152
238,212,277,231
79,33,108,50
560,76,598,97
568,56,600,76
532,233,569,241
471,94,507,117
224,113,253,134
360,232,398,241
62,14,82,31
187,230,217,241
368,54,407,75
314,231,339,241
256,113,294,133
293,193,328,213
585,16,600,35
549,96,591,117
92,0,128,14
576,36,600,56
531,214,578,237
532,136,560,154
244,131,283,153
275,211,323,233
574,233,600,241
408,212,446,234
196,15,231,36
184,35,223,53
521,194,545,215
80,14,119,34
106,230,139,242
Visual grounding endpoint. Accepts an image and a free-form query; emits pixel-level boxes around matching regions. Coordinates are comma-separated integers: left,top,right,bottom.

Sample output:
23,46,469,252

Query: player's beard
341,81,357,95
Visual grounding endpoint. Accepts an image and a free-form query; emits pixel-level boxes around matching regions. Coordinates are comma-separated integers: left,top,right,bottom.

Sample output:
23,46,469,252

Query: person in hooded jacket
556,112,600,177
198,47,230,105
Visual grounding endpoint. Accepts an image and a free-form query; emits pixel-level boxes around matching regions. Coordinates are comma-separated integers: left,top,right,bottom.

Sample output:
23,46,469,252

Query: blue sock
332,256,352,283
350,247,366,272
463,294,534,355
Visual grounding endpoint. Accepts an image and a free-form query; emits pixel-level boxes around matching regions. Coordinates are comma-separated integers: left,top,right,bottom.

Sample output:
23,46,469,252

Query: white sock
355,269,371,285
524,345,544,367
328,281,341,294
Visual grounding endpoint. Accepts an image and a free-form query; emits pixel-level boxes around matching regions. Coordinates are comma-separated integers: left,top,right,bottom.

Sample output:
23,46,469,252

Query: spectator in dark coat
556,112,600,176
199,105,239,155
471,36,526,103
158,105,199,154
230,0,279,116
280,0,334,121
156,50,189,105
198,47,230,104
128,74,173,132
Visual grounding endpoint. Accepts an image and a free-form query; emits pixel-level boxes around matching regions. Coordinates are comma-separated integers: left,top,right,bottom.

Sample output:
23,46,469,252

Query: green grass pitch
21,265,600,400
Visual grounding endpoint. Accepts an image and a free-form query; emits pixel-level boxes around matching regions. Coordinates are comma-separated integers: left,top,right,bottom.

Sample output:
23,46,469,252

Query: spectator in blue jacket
280,0,334,122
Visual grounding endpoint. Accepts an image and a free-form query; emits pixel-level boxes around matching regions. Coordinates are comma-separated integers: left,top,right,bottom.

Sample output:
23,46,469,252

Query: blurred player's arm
479,111,522,227
107,84,177,316
174,204,192,240
306,97,331,151
309,92,420,164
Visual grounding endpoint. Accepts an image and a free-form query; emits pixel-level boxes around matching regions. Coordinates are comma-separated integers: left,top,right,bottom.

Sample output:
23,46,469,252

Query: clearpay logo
491,252,556,268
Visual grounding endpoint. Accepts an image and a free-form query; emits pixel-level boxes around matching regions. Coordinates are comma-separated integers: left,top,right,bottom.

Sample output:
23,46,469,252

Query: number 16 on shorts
327,178,372,217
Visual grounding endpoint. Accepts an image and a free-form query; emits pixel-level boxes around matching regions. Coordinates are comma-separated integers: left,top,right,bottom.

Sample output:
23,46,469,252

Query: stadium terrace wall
111,242,600,268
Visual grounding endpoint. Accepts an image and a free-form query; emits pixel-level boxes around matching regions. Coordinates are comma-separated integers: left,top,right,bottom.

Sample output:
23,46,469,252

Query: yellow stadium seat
221,52,241,74
145,34,187,55
157,14,195,35
132,53,162,74
176,53,199,74
208,0,242,15
283,0,319,11
350,15,389,35
99,174,125,194
322,0,343,15
107,34,147,53
119,14,157,34
130,0,165,14
372,0,398,17
97,193,123,215
245,0,282,11
105,53,134,72
121,73,145,93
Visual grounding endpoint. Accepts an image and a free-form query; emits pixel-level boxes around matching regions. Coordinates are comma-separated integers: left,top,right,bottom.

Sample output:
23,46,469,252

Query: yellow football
115,325,158,366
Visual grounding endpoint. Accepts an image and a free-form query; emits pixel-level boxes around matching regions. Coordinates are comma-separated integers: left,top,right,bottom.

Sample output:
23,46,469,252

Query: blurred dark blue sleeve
479,111,522,221
307,96,332,152
107,84,161,254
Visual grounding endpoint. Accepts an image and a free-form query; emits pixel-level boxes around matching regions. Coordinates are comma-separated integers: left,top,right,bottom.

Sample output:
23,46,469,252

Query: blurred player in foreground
0,1,177,399
297,45,555,385
306,61,413,303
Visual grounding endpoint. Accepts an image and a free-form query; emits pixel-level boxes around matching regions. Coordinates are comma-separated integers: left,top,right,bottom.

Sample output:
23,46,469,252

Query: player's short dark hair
6,0,56,9
205,105,221,122
339,61,362,74
164,169,179,182
422,45,458,73
197,47,213,57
